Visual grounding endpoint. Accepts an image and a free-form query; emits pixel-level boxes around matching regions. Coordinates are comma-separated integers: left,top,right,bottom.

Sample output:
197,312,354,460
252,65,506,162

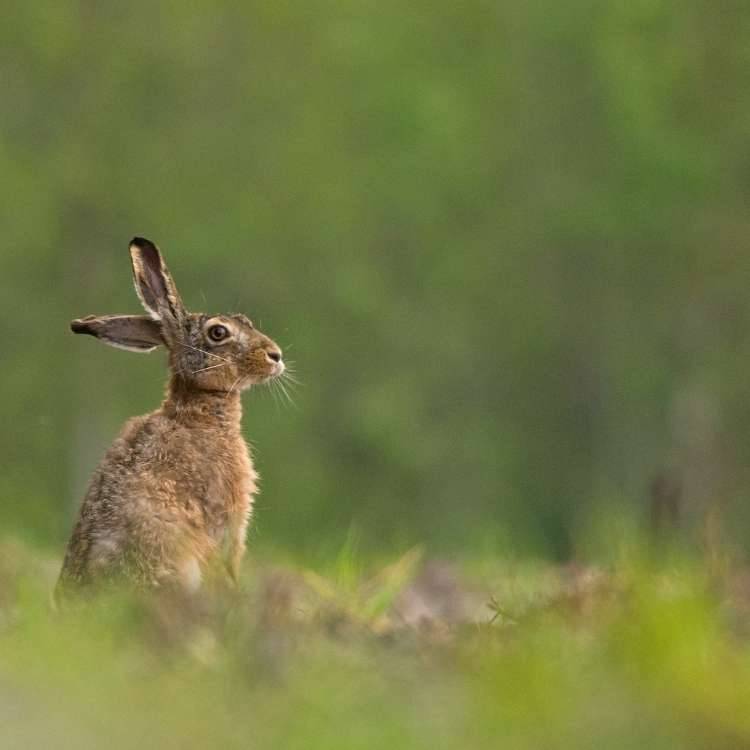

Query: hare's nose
266,349,282,363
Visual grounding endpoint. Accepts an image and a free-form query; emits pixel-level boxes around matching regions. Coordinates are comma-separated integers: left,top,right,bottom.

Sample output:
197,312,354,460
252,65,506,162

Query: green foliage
2,537,750,749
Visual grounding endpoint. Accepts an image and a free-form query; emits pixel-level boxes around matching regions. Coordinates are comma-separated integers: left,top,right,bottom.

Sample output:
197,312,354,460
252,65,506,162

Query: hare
56,237,284,599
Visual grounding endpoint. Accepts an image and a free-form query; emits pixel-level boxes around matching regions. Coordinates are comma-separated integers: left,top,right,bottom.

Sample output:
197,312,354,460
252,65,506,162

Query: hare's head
71,238,284,392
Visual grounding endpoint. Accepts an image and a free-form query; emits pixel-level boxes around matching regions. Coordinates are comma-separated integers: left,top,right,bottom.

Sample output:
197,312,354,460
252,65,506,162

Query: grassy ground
1,538,749,749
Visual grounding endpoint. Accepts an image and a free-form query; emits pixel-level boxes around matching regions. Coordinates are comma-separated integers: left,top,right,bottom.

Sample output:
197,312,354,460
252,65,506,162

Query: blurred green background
3,0,750,562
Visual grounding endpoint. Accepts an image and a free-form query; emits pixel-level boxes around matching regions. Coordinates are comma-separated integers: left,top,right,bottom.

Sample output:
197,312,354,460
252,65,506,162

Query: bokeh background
3,1,750,563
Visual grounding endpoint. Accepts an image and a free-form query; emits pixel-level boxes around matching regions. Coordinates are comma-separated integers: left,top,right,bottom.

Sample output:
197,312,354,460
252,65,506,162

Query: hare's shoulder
86,411,195,501
120,411,256,494
108,409,211,463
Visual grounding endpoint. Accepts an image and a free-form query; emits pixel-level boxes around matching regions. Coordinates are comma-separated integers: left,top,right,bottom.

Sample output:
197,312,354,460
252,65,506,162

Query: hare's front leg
225,504,252,585
224,446,257,584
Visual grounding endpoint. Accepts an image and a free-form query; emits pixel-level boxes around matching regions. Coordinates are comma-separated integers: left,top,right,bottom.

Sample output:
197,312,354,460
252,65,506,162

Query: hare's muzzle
264,346,284,375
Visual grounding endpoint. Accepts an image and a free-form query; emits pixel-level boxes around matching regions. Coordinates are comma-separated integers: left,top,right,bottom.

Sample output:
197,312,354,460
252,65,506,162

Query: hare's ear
71,315,163,353
129,237,186,328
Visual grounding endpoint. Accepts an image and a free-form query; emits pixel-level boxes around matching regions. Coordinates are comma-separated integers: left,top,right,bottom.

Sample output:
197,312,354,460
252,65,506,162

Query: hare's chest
199,438,257,535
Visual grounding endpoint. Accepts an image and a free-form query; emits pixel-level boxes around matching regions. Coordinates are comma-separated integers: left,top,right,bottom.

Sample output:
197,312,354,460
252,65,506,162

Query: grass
1,537,749,749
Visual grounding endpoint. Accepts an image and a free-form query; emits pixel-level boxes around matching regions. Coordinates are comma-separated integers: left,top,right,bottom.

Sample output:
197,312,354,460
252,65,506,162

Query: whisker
275,377,287,404
179,341,230,363
273,380,285,411
280,361,302,386
276,376,297,409
282,371,302,386
267,378,281,411
191,362,227,375
226,375,243,397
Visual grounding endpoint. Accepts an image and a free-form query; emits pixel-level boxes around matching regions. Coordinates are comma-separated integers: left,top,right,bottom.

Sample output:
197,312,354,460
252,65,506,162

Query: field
4,4,750,746
2,537,750,749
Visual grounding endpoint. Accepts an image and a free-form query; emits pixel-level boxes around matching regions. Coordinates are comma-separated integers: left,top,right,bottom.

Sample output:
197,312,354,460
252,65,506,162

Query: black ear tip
130,236,157,251
71,319,90,334
130,237,162,270
71,315,99,335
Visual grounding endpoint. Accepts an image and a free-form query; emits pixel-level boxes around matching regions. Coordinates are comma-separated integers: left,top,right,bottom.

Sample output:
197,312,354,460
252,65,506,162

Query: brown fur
57,238,284,599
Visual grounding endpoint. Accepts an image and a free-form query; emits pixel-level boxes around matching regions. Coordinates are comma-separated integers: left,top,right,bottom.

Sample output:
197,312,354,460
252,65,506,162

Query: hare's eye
208,324,229,342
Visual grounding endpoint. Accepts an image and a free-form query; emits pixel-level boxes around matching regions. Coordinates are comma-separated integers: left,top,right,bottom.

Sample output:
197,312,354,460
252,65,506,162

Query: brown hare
56,237,284,599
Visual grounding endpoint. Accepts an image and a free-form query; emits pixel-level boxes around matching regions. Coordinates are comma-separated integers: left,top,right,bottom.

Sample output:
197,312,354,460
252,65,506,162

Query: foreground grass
0,538,749,749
